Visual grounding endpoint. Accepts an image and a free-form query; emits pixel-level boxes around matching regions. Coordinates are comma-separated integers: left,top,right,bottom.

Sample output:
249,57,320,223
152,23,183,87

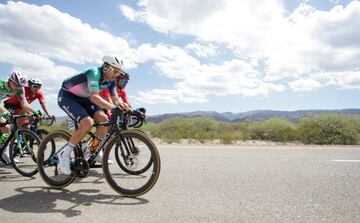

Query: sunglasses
117,79,128,86
111,67,123,75
32,85,41,89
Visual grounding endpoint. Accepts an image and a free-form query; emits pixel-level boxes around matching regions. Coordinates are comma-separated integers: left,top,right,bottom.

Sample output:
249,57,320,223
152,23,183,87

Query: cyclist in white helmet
57,55,126,175
4,78,55,127
0,71,39,164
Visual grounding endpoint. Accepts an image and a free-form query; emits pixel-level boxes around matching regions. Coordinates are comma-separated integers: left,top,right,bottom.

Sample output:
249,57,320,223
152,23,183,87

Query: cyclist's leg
83,101,108,138
93,110,108,137
17,109,29,129
83,102,110,162
57,89,94,174
58,89,94,146
1,104,12,163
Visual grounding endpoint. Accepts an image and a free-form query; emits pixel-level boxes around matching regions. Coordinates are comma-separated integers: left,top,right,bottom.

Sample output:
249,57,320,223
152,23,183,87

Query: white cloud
315,71,360,90
185,42,218,58
0,1,136,108
289,79,322,92
1,0,359,108
0,1,282,106
0,1,134,65
121,0,360,93
133,45,286,104
0,42,76,90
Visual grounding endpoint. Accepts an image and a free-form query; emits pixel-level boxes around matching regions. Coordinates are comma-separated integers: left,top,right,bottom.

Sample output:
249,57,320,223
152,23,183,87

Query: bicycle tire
114,134,153,175
37,129,49,139
102,130,161,197
114,128,152,174
37,130,76,188
9,129,41,177
30,129,50,149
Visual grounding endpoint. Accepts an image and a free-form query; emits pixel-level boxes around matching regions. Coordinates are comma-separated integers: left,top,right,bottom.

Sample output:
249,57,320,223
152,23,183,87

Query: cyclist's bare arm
40,102,53,118
20,100,35,113
90,92,116,110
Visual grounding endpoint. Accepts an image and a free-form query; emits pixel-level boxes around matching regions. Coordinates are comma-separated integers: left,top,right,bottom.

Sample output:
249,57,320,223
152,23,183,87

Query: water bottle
89,136,105,153
0,133,9,146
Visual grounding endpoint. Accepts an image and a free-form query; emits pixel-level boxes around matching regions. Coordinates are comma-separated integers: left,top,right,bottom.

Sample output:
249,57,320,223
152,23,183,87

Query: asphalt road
1,146,360,223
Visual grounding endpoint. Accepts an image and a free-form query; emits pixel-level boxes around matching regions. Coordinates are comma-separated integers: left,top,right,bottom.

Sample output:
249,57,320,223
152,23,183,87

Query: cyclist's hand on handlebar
120,102,131,111
32,110,41,118
136,107,146,117
123,103,132,110
47,114,56,120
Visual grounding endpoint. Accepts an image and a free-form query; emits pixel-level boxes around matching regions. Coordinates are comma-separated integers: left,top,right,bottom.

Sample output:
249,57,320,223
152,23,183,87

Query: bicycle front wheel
37,130,76,188
102,130,161,197
37,129,49,139
9,129,41,177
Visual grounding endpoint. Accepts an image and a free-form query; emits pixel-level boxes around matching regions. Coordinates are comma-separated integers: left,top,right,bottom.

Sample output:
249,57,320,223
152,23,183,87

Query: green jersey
0,79,25,101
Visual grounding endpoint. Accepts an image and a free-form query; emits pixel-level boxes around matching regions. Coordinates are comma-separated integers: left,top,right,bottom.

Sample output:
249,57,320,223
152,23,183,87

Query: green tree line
43,113,360,145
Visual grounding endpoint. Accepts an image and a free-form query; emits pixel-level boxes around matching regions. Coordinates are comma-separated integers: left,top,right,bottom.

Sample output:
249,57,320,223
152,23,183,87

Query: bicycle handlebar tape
32,110,39,116
1,112,8,118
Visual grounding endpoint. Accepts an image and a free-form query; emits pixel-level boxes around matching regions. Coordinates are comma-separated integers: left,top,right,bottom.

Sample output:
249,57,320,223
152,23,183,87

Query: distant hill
147,109,360,123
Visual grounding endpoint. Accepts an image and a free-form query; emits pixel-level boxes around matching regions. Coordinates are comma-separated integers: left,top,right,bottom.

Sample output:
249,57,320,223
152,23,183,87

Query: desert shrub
298,114,360,145
219,131,236,144
246,118,297,142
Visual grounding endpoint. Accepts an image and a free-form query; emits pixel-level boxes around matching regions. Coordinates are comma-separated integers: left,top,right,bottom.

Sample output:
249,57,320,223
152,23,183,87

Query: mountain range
147,108,360,123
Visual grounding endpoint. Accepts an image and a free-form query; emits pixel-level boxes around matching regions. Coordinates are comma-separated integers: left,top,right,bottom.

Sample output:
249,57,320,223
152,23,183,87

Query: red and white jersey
4,86,45,105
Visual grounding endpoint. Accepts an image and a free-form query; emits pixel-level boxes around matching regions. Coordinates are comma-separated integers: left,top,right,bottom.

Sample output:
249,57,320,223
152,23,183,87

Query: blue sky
0,0,359,116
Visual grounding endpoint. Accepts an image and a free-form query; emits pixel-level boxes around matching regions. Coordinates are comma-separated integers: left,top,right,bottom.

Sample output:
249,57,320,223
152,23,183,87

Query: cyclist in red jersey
99,72,131,117
4,78,55,125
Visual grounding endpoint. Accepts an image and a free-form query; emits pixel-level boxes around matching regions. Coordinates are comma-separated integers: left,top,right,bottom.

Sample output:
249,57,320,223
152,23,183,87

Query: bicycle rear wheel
37,130,76,188
9,129,41,177
102,130,161,197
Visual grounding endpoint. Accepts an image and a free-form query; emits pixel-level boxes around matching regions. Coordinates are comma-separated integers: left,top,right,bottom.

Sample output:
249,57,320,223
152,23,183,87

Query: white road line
332,159,360,162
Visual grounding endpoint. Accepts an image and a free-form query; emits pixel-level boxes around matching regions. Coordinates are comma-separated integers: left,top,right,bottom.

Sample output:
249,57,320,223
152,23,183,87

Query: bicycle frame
0,114,33,164
74,110,138,166
44,109,143,176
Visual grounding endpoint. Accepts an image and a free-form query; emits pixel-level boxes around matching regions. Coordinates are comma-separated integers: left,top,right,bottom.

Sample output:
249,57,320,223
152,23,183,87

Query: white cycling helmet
102,55,124,70
28,78,42,86
9,71,28,87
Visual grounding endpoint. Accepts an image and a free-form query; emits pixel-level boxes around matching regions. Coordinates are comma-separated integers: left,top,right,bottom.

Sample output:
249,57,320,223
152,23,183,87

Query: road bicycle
37,108,161,197
0,113,42,177
28,115,56,139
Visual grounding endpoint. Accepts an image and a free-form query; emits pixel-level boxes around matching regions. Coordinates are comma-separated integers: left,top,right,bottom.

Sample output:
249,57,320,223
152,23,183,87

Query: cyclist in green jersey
0,71,38,163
